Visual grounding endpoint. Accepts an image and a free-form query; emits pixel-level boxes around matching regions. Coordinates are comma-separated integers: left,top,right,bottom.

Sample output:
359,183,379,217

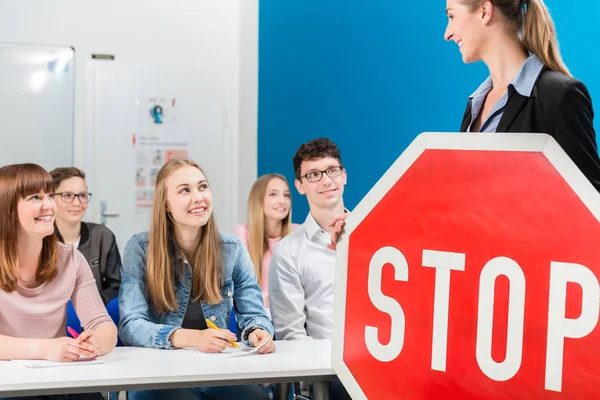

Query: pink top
233,223,298,307
0,243,112,339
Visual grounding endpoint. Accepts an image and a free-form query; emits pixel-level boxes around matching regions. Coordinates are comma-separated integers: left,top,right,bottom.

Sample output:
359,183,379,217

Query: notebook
12,358,104,369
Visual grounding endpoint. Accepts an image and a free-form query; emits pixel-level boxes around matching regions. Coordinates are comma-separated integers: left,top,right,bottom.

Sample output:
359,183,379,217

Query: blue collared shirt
468,54,544,133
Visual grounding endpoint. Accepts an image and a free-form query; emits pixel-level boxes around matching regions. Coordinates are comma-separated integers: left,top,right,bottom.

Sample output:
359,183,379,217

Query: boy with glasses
50,167,121,305
269,138,346,341
269,138,350,399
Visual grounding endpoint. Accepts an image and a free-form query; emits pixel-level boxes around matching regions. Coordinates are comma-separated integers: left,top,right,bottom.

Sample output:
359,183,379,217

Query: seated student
119,159,275,400
269,138,351,399
233,173,298,309
0,163,118,400
49,167,121,305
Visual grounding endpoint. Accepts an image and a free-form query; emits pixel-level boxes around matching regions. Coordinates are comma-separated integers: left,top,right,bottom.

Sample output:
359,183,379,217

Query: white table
0,339,336,399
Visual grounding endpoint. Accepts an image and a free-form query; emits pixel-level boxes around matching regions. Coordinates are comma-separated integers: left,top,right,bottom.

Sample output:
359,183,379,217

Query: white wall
238,0,259,223
0,0,257,231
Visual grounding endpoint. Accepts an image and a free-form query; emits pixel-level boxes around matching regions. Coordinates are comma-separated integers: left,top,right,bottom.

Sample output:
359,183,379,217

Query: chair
228,304,239,338
67,298,123,347
106,297,124,347
66,300,81,336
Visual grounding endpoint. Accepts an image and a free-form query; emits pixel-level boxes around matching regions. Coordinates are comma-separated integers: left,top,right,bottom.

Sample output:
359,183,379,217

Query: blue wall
258,1,600,222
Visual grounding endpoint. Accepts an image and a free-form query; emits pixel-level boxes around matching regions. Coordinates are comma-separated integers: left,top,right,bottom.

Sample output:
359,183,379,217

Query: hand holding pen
69,327,102,358
39,326,98,362
187,320,237,353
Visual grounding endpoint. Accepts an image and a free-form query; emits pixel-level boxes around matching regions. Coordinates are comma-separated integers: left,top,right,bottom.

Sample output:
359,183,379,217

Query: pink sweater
0,243,112,339
233,223,298,307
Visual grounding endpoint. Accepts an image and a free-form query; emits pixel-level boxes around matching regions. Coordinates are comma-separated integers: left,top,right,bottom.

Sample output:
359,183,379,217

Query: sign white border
332,132,600,399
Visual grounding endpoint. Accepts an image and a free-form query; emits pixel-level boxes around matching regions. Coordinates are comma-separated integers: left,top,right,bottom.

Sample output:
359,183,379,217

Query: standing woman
0,163,117,400
119,159,275,400
328,0,600,250
233,173,297,308
445,0,600,190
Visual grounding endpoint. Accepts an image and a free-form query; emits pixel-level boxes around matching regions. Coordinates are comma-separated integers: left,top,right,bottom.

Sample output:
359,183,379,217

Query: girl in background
233,173,297,308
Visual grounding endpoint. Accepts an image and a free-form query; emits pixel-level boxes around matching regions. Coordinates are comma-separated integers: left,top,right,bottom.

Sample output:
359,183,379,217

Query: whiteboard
0,43,74,169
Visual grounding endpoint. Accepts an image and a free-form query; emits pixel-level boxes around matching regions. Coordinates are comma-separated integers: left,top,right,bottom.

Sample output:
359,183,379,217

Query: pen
67,326,79,339
205,318,240,348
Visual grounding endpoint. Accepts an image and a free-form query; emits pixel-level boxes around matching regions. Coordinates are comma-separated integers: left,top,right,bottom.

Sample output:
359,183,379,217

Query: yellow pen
205,318,240,348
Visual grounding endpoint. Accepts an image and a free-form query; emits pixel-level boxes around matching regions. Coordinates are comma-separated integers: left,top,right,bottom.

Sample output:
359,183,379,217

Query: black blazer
460,67,600,192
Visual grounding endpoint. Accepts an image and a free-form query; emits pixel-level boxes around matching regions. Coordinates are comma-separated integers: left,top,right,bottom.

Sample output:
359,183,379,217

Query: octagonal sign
332,133,600,399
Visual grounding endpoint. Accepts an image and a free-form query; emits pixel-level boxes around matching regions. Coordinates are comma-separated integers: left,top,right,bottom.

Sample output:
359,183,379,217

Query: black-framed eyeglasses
301,166,344,183
54,192,92,204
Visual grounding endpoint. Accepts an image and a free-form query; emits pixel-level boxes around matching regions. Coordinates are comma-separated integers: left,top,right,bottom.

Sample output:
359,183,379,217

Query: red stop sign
332,133,600,399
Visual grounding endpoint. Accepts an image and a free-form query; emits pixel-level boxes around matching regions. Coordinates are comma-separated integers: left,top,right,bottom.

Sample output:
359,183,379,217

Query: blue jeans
329,379,351,400
129,384,270,400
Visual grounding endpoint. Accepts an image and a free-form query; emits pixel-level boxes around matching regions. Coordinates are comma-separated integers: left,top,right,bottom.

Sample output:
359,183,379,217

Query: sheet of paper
185,340,267,359
12,358,104,369
206,340,266,358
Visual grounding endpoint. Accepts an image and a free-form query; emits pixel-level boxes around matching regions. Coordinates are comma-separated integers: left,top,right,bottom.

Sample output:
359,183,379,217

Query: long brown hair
247,174,292,282
0,164,58,292
146,159,223,312
461,0,570,76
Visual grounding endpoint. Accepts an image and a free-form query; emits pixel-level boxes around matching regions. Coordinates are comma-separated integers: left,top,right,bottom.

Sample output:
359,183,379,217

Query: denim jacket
118,232,273,349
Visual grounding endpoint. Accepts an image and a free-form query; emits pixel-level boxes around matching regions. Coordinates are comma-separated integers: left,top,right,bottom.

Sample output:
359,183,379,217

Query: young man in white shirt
269,137,350,399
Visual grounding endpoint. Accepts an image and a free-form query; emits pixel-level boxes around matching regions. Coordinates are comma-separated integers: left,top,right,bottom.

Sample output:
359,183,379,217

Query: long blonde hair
0,164,58,292
247,174,292,282
461,0,570,76
146,159,222,312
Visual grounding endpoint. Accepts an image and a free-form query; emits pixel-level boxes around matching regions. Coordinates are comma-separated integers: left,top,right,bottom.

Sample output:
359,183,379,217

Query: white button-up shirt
268,212,336,340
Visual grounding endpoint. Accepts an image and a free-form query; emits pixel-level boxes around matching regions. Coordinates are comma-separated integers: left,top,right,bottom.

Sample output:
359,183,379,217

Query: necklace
19,274,36,282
